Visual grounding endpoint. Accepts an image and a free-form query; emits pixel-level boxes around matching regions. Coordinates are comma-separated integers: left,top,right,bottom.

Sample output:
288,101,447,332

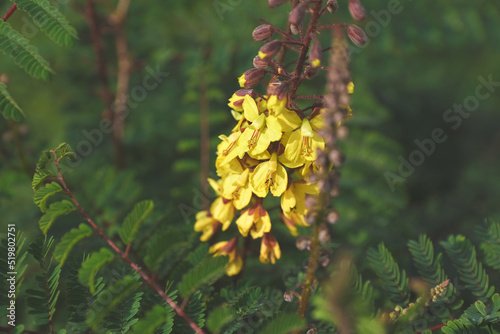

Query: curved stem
52,151,206,334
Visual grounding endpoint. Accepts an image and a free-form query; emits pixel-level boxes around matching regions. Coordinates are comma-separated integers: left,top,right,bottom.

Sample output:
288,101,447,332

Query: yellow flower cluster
195,87,328,276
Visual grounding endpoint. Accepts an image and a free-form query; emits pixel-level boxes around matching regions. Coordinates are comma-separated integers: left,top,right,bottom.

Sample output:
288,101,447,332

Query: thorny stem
1,4,17,22
51,151,206,334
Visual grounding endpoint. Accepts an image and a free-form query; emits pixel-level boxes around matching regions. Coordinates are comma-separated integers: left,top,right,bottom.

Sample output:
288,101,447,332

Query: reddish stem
417,324,446,333
2,4,17,22
51,150,206,334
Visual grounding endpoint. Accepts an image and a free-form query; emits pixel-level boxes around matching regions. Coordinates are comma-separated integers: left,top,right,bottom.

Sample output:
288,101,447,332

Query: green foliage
119,199,154,245
260,313,306,334
33,182,62,212
440,235,495,301
367,243,410,307
12,0,78,47
53,223,93,265
177,255,226,298
477,220,500,271
86,274,142,330
38,199,76,234
78,247,115,294
0,82,24,121
26,236,61,326
0,20,52,80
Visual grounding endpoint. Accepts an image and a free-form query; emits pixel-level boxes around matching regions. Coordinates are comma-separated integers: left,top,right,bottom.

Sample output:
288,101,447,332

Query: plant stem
289,1,322,99
52,151,206,334
1,4,17,22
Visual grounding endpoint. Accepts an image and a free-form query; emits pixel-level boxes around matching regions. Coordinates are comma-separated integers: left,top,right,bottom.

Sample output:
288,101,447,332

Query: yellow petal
209,241,228,255
277,108,302,132
210,197,233,230
301,118,314,137
243,95,259,122
233,184,252,210
265,116,283,140
236,210,254,237
284,130,303,164
250,161,270,198
208,178,222,195
281,186,296,212
270,163,288,197
226,255,243,276
310,113,325,131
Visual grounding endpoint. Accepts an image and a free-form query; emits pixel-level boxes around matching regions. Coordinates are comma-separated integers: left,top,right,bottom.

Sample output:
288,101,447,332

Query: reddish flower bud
283,290,294,302
289,2,308,26
230,89,256,108
347,25,367,46
326,0,338,13
238,68,266,88
304,65,318,79
268,0,288,8
348,0,365,21
253,55,269,69
258,40,282,61
252,24,274,41
309,34,322,68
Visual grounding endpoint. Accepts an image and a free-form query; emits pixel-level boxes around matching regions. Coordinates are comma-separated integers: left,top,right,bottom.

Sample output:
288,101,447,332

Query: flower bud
326,0,338,13
253,24,274,41
305,65,318,79
268,0,288,8
283,290,294,302
318,224,330,243
229,89,256,109
296,236,310,250
347,25,367,46
309,34,322,68
238,68,266,88
290,23,300,35
348,0,365,21
253,55,269,69
337,125,349,138
326,209,339,224
289,2,308,26
258,40,282,61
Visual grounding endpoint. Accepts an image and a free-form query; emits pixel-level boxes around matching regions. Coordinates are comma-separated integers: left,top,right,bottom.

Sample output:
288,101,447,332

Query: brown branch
109,0,132,168
51,151,206,334
2,4,17,22
83,0,114,115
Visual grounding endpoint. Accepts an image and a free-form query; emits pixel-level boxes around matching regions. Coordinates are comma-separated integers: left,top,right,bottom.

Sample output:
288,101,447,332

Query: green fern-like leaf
173,290,206,332
32,168,53,190
53,223,93,265
129,304,174,334
260,313,306,334
477,220,500,271
440,235,495,301
13,0,78,47
39,199,76,234
103,290,143,333
26,237,61,327
78,247,115,294
86,275,142,329
119,200,154,245
0,82,24,121
408,234,448,285
206,304,235,333
0,20,53,80
177,256,226,298
144,228,191,271
33,182,62,212
367,243,410,306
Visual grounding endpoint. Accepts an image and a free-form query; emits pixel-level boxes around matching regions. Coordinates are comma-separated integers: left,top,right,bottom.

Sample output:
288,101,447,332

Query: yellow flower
216,132,242,170
347,81,354,94
222,169,253,210
209,238,243,276
250,153,288,198
267,94,287,116
236,204,271,239
194,211,221,241
237,95,282,157
281,181,318,214
260,233,281,264
210,197,234,231
282,118,324,168
281,209,308,236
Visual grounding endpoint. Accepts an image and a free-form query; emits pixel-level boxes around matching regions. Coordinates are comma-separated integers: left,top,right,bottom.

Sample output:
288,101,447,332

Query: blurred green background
0,0,499,316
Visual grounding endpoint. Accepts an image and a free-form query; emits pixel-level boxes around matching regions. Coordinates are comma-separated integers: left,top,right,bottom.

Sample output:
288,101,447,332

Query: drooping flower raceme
194,10,354,276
